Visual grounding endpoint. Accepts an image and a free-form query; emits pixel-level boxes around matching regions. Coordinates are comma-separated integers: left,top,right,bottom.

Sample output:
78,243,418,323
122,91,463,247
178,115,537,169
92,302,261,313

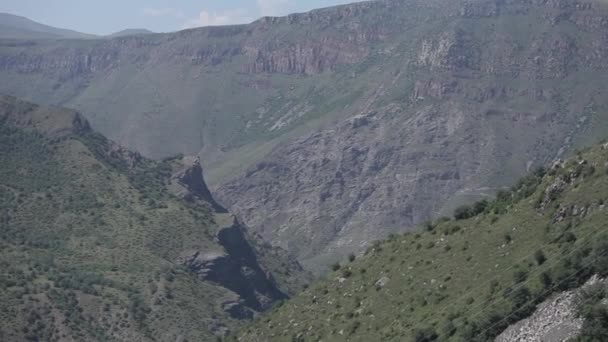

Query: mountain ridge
109,29,154,38
0,94,309,341
0,12,96,39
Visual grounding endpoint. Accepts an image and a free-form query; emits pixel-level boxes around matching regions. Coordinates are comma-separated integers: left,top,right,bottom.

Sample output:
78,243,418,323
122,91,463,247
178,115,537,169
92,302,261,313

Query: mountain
2,0,608,272
0,95,309,341
237,141,608,341
109,29,154,38
0,13,95,39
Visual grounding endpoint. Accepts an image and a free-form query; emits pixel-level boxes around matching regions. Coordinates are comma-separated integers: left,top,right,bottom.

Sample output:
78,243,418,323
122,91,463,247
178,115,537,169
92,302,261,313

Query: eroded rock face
217,84,596,272
170,156,226,212
181,222,287,314
215,0,608,272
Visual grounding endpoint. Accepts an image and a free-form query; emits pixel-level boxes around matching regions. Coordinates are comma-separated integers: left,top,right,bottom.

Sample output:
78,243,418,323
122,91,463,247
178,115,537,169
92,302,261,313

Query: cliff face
181,222,288,317
217,95,592,271
4,0,608,272
169,155,227,212
217,0,608,271
168,153,309,306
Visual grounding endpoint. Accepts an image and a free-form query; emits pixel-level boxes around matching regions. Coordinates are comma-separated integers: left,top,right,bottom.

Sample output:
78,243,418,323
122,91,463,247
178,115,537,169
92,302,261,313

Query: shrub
454,205,474,220
342,269,353,278
441,320,457,337
592,239,608,276
348,253,356,262
331,263,341,271
539,271,552,289
534,250,547,265
473,200,489,215
509,286,531,308
513,270,528,283
414,327,438,342
574,284,608,341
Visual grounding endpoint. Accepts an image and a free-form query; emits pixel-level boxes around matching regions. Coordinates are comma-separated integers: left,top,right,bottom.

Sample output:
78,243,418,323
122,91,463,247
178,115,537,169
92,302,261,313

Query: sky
0,0,366,35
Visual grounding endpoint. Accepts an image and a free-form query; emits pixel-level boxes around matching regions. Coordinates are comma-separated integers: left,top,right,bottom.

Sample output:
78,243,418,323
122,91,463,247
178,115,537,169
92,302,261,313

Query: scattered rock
375,276,390,288
539,176,567,211
496,277,604,342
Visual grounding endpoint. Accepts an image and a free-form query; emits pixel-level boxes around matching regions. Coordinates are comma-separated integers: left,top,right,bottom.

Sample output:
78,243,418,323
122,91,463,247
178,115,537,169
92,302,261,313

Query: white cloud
183,9,254,28
142,8,185,18
256,0,295,17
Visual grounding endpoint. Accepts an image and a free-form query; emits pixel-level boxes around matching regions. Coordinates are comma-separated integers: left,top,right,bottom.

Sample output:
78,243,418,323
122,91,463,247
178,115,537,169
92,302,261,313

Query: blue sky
0,0,366,35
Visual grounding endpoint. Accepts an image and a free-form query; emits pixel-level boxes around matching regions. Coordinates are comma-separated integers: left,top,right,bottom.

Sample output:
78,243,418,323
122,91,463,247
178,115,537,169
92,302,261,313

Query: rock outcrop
181,221,287,315
496,276,605,342
170,156,226,212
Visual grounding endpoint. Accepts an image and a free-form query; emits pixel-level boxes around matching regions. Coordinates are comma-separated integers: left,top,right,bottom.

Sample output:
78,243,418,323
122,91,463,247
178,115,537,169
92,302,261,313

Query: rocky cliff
215,0,608,271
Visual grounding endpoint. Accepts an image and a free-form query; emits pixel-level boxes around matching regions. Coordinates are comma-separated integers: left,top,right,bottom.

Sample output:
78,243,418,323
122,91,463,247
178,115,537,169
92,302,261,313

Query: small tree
534,250,547,265
414,327,438,342
539,271,552,289
454,205,474,220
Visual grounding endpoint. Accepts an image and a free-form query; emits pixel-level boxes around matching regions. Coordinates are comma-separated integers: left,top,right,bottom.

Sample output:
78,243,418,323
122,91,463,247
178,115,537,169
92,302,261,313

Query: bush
539,271,552,289
592,239,608,276
454,205,474,220
509,286,531,308
574,284,608,341
454,200,489,220
473,200,489,215
331,263,341,271
348,253,356,262
534,250,547,265
513,270,528,283
414,327,438,342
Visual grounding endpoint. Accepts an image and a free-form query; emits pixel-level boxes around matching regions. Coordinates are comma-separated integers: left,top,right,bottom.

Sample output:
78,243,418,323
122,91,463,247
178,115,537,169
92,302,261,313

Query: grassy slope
0,97,301,341
237,142,608,341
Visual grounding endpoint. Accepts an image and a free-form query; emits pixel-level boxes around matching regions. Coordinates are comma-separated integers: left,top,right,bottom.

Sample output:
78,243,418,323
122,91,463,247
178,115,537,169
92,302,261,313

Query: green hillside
237,141,608,341
0,95,307,342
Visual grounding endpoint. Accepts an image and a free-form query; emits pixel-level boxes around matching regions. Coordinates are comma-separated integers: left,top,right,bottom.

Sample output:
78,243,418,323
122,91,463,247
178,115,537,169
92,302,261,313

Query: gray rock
375,276,390,288
496,276,604,342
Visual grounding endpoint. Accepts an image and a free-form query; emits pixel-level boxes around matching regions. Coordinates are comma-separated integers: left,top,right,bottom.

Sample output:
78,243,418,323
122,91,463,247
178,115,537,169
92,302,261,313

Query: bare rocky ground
496,276,604,342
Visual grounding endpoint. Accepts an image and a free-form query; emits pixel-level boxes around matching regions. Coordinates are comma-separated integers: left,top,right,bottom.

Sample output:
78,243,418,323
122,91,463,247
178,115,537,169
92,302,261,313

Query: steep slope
237,141,608,341
0,95,308,341
3,0,608,272
0,13,95,39
217,0,608,271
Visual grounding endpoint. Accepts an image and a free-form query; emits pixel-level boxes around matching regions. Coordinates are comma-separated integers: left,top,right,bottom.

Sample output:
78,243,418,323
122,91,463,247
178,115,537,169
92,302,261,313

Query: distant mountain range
0,12,154,39
109,28,155,37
